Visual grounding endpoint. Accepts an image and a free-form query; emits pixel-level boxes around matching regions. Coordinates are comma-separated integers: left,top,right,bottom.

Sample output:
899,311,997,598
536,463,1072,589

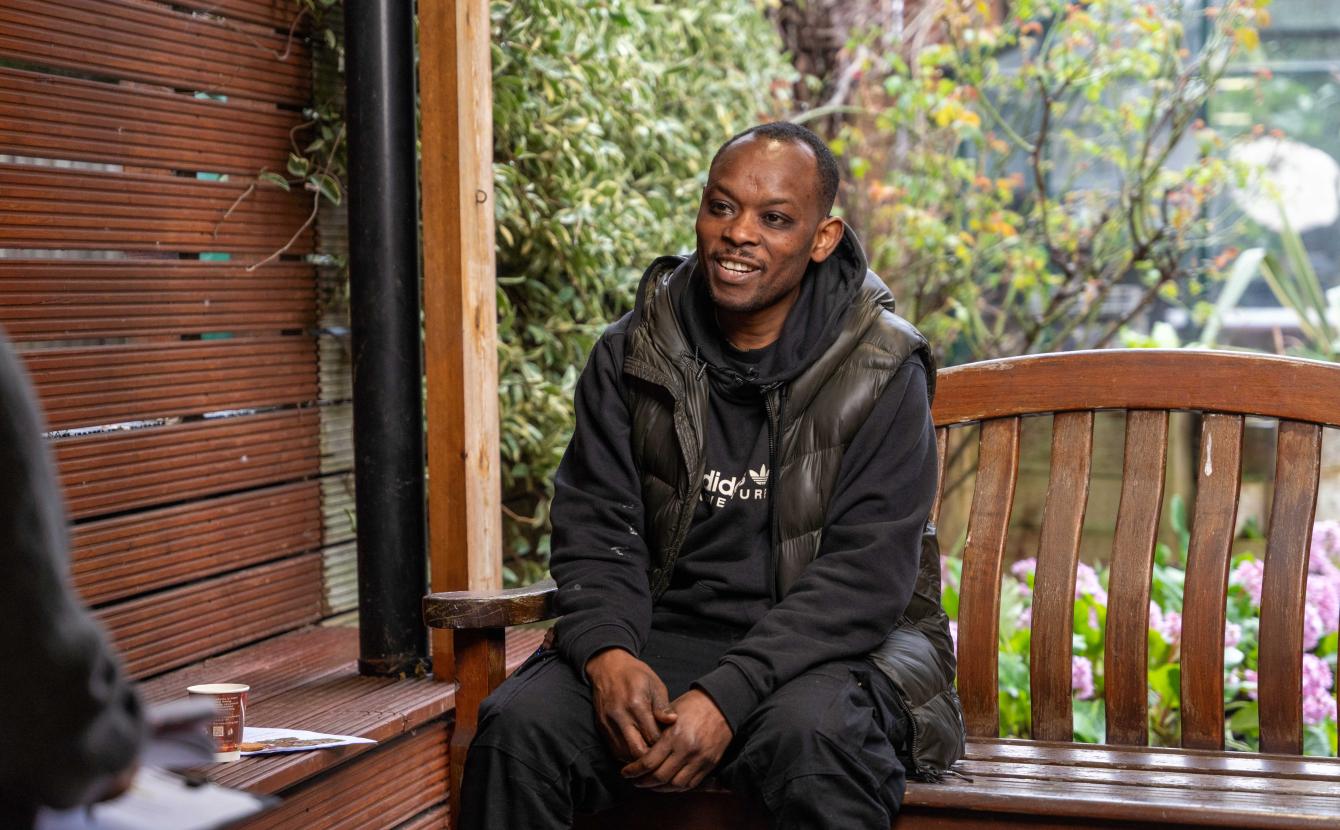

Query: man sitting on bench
459,122,964,829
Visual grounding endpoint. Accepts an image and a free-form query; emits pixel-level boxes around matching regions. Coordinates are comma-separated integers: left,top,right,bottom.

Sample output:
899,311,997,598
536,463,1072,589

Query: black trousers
459,628,909,830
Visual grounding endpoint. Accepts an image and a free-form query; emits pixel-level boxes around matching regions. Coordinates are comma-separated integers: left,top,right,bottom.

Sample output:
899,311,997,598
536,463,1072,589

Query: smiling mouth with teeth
718,259,759,274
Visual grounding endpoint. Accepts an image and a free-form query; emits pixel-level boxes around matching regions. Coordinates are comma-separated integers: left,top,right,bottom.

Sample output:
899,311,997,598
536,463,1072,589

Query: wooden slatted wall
0,0,355,680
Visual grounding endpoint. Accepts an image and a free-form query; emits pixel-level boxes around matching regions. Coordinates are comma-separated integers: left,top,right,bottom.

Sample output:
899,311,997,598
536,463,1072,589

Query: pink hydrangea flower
1072,655,1095,700
948,620,959,653
1010,557,1107,603
1307,572,1339,637
1155,610,1182,647
1230,558,1265,607
1303,604,1326,652
1075,562,1107,604
1301,653,1336,726
1312,520,1340,564
1011,557,1037,582
1309,523,1340,629
1311,548,1340,582
1302,693,1336,727
1224,621,1242,649
1149,601,1164,632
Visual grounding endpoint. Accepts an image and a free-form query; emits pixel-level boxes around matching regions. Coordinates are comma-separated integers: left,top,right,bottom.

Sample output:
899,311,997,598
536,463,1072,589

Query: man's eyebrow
707,182,798,210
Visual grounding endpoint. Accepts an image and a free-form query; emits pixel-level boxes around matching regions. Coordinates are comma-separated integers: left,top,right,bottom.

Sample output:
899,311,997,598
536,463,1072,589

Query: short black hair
710,121,840,217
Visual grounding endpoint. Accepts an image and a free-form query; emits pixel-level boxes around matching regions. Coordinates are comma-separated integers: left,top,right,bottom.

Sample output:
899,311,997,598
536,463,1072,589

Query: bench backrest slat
932,426,949,525
1259,421,1323,754
958,416,1021,737
1103,409,1169,746
1180,413,1244,750
1030,411,1095,740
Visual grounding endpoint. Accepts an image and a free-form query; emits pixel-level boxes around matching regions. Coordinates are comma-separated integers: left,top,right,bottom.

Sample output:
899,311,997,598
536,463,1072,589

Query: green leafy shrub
941,499,1340,754
832,0,1271,366
491,1,793,581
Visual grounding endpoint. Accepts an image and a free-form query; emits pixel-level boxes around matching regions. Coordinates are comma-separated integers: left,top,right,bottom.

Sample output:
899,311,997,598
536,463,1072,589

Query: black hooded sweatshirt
550,228,936,732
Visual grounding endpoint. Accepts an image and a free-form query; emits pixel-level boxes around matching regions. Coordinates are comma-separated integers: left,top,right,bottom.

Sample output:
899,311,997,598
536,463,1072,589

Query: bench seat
899,738,1340,828
137,624,546,824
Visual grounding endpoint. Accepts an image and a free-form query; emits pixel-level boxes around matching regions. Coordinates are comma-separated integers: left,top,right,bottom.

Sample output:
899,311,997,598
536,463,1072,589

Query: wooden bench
426,349,1340,828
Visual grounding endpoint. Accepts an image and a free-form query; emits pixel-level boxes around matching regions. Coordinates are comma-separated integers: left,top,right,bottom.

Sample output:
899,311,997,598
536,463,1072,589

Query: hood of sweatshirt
655,224,874,394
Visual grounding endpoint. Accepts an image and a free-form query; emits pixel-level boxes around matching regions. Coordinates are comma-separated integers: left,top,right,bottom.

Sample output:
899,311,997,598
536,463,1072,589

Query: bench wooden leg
449,627,506,829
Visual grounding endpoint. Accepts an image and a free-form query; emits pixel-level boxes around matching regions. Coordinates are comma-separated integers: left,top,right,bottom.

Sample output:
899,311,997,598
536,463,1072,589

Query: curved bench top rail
933,350,1340,429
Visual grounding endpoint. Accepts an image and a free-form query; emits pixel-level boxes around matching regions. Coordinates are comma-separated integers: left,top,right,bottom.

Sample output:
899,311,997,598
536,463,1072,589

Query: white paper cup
187,683,250,762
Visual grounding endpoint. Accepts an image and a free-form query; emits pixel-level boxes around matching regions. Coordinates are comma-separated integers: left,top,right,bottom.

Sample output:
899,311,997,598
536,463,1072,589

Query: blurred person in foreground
459,122,964,829
0,329,145,828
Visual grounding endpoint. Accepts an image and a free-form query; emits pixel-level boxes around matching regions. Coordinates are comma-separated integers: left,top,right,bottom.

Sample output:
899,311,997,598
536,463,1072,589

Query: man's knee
759,664,866,733
727,662,906,800
725,669,838,785
714,664,907,827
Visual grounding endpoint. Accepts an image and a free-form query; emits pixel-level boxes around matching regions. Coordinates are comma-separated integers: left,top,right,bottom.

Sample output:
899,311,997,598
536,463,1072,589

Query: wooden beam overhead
418,0,503,684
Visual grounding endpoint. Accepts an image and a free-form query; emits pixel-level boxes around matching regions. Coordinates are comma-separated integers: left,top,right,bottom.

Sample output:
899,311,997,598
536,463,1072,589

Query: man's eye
709,201,732,215
764,213,791,226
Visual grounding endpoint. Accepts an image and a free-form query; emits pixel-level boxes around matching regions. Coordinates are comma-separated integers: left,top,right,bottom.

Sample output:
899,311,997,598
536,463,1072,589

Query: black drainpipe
344,0,428,676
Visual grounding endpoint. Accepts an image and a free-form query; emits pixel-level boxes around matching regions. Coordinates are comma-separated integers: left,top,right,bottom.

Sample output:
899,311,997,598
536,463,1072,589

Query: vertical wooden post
419,0,503,684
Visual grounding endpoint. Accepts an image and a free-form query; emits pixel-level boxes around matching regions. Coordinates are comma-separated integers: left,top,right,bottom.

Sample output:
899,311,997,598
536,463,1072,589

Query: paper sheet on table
140,698,217,769
240,727,376,755
35,767,271,830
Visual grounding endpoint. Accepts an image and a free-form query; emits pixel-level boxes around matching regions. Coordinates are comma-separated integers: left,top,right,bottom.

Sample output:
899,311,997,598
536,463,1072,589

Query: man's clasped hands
585,648,733,793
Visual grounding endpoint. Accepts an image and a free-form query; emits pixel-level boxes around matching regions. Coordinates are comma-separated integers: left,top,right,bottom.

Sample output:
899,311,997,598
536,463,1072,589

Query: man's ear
809,216,845,263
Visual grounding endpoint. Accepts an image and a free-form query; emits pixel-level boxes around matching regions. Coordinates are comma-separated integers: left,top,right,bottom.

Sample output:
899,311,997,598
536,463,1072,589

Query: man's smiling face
695,135,838,327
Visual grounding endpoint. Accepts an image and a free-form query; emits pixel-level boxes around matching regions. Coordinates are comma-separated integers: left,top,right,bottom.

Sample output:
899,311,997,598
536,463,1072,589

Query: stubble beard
706,279,770,316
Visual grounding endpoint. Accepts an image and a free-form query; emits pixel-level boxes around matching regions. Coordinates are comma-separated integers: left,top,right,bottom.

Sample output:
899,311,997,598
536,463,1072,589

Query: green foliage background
832,0,1269,366
490,1,794,579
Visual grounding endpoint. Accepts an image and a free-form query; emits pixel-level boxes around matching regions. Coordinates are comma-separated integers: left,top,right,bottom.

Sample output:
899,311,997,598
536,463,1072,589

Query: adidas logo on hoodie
701,465,769,509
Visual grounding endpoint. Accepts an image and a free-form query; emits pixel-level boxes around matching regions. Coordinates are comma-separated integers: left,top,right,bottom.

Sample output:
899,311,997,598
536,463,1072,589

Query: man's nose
722,214,760,247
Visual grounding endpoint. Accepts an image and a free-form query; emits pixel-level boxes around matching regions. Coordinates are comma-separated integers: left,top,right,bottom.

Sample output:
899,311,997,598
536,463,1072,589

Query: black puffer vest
621,254,966,779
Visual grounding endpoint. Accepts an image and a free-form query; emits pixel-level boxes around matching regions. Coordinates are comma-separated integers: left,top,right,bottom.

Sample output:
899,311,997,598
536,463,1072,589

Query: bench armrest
422,578,557,630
